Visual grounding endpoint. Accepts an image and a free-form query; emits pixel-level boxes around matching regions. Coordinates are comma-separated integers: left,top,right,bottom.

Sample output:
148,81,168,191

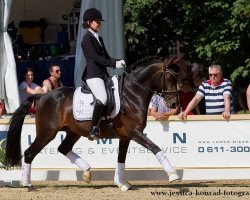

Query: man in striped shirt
178,65,233,120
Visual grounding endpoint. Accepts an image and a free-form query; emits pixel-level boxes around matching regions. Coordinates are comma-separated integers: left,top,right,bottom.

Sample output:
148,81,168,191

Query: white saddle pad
73,76,120,121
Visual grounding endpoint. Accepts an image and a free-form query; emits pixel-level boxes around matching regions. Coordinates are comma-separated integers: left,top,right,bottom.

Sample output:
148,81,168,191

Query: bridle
160,58,179,101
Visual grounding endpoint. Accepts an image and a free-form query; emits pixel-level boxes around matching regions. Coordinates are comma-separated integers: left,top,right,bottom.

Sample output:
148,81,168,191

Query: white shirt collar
88,28,100,41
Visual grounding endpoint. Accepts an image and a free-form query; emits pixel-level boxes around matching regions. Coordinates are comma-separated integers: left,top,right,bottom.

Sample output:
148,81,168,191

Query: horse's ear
164,57,175,68
173,55,181,65
170,56,181,74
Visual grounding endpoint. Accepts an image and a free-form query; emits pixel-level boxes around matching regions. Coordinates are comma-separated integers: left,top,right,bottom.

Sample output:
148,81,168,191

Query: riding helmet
83,8,104,22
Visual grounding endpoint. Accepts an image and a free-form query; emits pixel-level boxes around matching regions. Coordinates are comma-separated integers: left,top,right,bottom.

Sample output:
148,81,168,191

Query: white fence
1,115,250,181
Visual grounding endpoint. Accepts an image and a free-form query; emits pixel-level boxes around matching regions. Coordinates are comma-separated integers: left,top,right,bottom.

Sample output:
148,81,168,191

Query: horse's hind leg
23,135,56,189
114,139,132,191
131,130,180,182
58,133,91,183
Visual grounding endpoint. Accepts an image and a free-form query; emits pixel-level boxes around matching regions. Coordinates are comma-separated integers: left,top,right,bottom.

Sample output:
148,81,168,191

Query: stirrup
89,126,100,140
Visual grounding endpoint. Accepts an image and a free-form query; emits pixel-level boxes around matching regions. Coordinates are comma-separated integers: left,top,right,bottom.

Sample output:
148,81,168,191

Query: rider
81,8,125,140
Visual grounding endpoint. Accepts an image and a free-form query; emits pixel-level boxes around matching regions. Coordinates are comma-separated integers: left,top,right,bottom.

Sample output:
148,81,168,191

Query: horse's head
123,56,180,109
162,56,180,90
154,56,180,104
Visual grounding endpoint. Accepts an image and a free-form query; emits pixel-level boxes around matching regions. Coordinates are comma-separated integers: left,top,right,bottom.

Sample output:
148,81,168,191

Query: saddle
81,77,116,116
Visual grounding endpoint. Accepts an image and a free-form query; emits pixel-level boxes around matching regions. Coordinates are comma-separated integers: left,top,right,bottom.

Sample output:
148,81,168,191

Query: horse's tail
5,95,42,167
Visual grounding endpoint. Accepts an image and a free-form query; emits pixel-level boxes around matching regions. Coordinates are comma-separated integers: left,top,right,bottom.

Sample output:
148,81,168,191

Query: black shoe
89,126,100,140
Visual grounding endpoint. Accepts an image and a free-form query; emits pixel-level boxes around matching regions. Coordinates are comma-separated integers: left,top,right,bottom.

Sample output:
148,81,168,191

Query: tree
124,0,250,80
124,0,180,64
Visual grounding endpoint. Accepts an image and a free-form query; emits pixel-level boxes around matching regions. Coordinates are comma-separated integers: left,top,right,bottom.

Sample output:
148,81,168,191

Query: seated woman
19,67,45,114
150,94,178,120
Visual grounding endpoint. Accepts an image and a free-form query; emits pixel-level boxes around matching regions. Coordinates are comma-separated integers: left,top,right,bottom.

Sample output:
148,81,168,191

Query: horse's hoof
168,170,180,183
26,185,37,192
118,182,132,192
83,170,92,184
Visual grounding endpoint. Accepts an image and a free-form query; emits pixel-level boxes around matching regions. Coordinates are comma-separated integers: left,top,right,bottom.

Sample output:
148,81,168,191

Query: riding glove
116,60,126,68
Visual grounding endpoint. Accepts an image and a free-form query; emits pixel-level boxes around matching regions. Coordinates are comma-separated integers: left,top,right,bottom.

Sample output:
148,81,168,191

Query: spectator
178,65,233,120
0,99,6,115
150,94,178,120
19,67,44,102
179,78,200,115
42,64,63,93
148,95,157,116
246,84,250,111
19,67,44,114
190,63,206,114
191,72,206,115
232,77,247,113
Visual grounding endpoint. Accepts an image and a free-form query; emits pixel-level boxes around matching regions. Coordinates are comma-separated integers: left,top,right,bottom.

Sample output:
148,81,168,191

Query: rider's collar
88,28,99,40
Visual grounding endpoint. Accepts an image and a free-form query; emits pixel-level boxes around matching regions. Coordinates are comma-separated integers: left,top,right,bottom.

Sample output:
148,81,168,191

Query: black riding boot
89,99,105,140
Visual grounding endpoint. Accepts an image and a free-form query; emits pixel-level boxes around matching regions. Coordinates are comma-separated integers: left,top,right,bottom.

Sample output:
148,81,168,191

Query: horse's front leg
132,130,180,182
115,139,132,191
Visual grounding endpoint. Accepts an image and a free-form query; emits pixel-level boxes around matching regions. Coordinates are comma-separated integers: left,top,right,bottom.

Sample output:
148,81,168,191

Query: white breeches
86,78,107,105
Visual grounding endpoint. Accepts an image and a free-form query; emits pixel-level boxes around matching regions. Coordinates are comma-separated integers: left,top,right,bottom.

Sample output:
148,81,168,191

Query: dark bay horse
5,56,180,191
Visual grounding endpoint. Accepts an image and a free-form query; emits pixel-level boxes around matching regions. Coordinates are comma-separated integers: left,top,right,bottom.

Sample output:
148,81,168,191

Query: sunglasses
209,73,219,77
55,70,61,73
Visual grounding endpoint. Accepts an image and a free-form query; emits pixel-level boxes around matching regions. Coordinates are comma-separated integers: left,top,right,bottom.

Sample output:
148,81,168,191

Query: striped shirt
196,78,234,114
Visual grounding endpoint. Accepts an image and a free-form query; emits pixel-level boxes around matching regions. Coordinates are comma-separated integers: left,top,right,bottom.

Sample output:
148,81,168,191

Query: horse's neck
121,89,152,118
121,68,156,114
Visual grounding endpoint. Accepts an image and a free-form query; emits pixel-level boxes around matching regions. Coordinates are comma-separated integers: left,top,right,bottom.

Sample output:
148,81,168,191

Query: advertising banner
1,119,250,169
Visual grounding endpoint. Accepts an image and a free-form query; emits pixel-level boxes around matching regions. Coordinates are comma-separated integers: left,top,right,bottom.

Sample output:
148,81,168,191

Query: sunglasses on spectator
209,73,219,77
55,70,61,73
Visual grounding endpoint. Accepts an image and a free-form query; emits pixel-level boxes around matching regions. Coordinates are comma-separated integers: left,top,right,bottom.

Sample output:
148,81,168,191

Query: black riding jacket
81,30,116,81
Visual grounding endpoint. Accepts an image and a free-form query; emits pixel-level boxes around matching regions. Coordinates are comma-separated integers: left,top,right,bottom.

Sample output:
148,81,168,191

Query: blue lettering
173,133,186,144
60,134,64,142
28,134,32,145
0,131,7,141
97,138,112,144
